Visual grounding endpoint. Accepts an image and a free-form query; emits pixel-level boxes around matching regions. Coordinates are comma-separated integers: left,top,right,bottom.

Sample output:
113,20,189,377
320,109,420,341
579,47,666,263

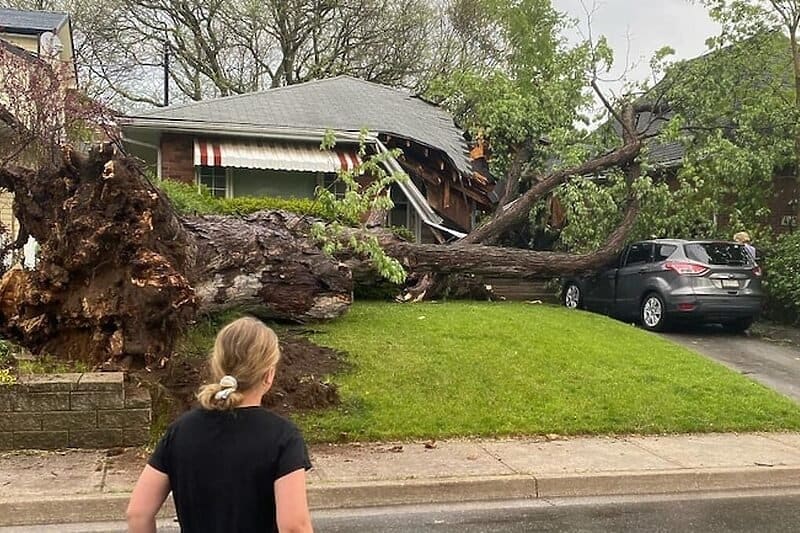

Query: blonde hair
733,231,751,244
197,317,281,411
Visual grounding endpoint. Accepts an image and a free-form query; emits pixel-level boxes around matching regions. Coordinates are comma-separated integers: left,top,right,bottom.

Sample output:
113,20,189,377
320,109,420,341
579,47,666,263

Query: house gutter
122,117,369,144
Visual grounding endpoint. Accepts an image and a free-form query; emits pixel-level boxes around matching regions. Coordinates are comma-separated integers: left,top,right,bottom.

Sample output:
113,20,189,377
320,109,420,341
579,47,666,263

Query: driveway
663,326,800,402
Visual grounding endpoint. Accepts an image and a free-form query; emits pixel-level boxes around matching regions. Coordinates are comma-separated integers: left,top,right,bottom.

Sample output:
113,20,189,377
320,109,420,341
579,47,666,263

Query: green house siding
231,168,319,199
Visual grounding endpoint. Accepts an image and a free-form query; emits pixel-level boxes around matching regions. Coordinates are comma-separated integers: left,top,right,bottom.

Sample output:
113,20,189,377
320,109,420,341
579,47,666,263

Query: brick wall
0,372,151,450
161,133,195,184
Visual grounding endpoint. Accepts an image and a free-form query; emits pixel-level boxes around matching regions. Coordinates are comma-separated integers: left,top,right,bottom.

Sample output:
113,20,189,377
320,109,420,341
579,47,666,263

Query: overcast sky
553,0,721,97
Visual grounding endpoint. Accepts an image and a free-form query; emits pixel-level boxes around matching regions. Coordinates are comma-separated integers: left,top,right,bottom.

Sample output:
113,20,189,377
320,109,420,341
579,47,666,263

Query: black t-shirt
149,406,312,533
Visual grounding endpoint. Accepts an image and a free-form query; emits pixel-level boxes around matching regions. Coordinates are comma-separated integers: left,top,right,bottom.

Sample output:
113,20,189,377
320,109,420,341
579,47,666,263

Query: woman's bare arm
275,469,313,533
127,465,171,533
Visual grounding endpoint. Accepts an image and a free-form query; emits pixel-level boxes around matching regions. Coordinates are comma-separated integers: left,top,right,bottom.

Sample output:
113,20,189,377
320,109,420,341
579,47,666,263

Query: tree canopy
2,0,450,107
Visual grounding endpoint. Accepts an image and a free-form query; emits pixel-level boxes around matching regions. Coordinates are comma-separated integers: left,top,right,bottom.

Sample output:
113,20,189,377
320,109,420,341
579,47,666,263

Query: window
232,168,317,198
655,245,677,262
197,166,228,198
685,243,750,266
624,243,652,267
389,185,409,227
321,173,347,199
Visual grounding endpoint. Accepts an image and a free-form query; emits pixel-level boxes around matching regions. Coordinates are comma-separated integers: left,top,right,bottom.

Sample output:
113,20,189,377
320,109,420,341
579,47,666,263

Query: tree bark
382,200,638,277
0,147,352,367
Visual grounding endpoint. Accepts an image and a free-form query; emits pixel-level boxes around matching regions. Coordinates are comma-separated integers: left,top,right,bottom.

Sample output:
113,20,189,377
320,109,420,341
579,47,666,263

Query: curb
3,467,800,526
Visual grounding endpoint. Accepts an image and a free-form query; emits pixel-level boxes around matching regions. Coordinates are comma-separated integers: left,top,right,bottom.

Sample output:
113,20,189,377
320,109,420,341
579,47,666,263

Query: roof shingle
0,8,69,35
131,76,472,175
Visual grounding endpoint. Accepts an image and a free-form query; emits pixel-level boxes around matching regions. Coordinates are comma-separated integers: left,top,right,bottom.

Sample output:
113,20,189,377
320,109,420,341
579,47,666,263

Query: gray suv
562,239,763,332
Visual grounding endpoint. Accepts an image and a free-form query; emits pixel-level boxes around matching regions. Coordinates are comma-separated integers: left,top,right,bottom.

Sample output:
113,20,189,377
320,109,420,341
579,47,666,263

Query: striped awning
193,139,361,172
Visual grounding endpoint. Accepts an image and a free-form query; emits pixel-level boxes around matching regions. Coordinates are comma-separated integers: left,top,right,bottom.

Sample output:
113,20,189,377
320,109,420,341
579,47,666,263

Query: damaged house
122,76,496,242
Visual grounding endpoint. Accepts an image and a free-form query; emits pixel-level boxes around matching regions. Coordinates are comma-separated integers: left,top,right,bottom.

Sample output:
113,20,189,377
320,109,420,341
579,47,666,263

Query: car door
581,249,624,314
614,242,655,318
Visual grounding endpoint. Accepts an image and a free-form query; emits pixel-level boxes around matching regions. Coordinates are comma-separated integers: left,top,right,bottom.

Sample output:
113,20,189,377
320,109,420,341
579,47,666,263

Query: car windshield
684,242,750,266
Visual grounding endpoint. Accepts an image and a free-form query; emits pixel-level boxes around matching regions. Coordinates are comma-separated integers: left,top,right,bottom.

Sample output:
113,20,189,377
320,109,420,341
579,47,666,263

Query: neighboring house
0,40,37,244
121,76,496,243
0,8,76,87
623,110,798,234
0,8,76,264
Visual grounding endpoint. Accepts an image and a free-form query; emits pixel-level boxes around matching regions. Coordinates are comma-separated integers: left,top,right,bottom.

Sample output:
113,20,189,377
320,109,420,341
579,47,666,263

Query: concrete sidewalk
3,432,800,526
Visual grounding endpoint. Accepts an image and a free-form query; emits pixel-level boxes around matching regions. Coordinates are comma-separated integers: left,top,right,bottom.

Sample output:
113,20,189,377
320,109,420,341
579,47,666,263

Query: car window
655,244,676,262
624,243,652,266
685,243,750,266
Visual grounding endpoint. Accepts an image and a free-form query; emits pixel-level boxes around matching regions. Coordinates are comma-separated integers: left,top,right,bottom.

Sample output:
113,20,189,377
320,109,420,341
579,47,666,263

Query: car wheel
722,318,754,333
640,293,667,332
563,283,582,309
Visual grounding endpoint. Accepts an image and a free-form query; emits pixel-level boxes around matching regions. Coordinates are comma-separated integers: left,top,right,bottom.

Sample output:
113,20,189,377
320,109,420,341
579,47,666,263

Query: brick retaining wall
0,373,151,450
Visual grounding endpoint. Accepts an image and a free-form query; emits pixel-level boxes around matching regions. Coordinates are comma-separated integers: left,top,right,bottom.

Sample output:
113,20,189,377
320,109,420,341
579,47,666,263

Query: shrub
0,340,16,384
217,196,326,218
158,179,220,215
157,179,328,219
763,231,800,324
0,339,13,368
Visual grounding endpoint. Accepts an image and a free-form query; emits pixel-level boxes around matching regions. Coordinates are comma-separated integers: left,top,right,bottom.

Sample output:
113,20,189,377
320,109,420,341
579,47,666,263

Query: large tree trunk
185,212,352,320
0,147,352,367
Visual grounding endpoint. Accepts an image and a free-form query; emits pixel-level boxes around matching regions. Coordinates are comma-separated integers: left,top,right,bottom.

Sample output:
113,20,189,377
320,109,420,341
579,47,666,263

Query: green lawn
298,301,800,442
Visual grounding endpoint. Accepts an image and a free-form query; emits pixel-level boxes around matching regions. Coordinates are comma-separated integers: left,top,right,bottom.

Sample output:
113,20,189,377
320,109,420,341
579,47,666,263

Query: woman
127,317,313,533
733,231,758,261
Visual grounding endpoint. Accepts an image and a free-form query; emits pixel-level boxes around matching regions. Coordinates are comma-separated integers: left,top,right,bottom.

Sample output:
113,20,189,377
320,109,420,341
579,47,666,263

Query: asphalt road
5,489,800,532
663,325,800,401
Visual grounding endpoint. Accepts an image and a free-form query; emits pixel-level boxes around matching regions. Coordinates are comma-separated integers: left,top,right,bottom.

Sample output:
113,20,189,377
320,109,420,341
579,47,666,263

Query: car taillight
664,261,709,276
752,266,762,277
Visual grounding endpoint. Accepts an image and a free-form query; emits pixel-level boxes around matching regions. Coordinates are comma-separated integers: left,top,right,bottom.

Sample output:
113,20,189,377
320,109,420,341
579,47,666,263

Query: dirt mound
137,334,344,422
263,334,343,412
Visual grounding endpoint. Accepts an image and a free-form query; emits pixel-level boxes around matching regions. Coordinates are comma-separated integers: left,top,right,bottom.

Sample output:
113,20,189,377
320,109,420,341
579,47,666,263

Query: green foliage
17,356,90,375
160,131,411,284
0,369,14,385
651,9,799,237
554,169,723,252
0,340,11,367
388,225,415,241
299,302,800,442
763,231,800,325
0,340,14,384
426,0,596,179
158,179,327,218
218,197,325,217
158,180,220,214
310,130,409,284
561,22,798,254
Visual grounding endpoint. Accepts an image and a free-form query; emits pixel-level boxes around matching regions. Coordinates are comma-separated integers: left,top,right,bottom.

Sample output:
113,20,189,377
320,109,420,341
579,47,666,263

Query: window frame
623,243,654,267
196,166,231,198
655,244,677,262
319,173,347,199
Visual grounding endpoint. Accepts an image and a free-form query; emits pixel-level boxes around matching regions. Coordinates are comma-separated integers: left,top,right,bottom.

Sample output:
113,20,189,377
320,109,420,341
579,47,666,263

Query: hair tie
214,375,238,400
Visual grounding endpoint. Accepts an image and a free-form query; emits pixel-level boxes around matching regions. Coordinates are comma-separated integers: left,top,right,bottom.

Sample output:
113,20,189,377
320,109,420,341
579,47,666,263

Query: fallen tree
0,32,650,367
0,121,642,367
